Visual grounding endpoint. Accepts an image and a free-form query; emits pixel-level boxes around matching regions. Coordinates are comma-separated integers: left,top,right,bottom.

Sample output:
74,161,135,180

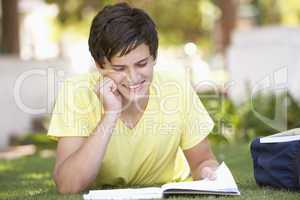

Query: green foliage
13,90,300,148
17,91,300,148
43,0,300,54
134,0,217,44
11,133,57,150
252,0,281,25
45,0,108,25
44,0,217,49
251,0,300,26
200,90,300,144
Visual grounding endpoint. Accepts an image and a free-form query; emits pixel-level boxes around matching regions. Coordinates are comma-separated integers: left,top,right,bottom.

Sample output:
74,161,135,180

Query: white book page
83,162,240,199
161,162,239,194
260,128,300,143
83,187,163,200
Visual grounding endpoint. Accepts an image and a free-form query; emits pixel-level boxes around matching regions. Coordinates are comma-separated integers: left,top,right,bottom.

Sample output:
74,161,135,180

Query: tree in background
252,0,300,26
45,0,220,55
43,0,240,56
214,0,239,55
1,0,20,56
1,0,299,57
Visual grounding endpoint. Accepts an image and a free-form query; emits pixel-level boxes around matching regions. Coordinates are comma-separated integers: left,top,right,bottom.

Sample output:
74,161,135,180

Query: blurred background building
1,0,300,149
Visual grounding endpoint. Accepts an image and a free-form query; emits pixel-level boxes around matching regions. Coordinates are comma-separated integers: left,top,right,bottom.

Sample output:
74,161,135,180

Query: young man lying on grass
47,2,218,194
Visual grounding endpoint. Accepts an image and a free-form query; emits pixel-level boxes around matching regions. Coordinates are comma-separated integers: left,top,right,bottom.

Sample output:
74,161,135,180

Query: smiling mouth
122,80,146,89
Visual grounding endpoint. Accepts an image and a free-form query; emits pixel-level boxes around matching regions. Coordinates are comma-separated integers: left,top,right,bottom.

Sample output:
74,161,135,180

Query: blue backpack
250,137,300,190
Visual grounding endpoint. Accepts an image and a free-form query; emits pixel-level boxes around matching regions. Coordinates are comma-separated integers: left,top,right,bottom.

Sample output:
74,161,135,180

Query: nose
126,68,141,84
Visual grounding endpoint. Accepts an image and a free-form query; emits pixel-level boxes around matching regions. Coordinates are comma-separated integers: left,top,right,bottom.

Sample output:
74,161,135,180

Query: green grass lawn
0,143,299,200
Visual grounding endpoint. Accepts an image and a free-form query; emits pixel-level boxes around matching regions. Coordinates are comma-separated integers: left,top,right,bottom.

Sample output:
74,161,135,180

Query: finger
101,77,113,87
94,79,111,98
201,167,215,180
113,89,121,97
100,78,114,93
111,82,121,96
208,172,217,180
111,81,117,92
95,77,108,91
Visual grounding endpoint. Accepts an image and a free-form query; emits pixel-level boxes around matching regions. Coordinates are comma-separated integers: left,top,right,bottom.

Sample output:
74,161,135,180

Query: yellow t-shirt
47,69,214,187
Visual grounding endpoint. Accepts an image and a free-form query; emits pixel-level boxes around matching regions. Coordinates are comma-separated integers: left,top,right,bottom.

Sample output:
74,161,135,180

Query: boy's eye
113,67,125,71
137,63,147,67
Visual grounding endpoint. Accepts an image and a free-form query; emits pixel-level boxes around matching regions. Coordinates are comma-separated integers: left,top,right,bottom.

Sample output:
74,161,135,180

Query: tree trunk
215,0,239,55
1,0,20,56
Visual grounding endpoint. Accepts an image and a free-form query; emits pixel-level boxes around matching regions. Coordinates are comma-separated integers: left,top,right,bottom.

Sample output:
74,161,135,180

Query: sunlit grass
0,144,299,200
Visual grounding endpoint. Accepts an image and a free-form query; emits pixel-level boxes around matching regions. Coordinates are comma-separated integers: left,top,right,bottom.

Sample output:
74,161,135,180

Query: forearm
54,114,118,193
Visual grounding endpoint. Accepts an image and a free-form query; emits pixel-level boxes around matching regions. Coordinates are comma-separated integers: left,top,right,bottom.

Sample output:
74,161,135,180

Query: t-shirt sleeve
47,78,102,141
180,79,214,150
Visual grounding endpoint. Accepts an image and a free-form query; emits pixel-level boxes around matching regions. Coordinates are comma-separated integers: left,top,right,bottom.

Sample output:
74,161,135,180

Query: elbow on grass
53,172,86,194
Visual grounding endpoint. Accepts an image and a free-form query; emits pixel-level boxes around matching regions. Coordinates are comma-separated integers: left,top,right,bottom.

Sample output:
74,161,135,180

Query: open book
260,128,300,143
83,162,240,200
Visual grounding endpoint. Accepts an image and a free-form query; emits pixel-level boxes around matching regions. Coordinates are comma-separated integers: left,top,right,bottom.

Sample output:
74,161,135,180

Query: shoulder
152,69,191,114
154,68,190,96
154,68,187,83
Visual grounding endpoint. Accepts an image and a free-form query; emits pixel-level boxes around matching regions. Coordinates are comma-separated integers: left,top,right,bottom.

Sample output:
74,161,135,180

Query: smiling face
97,43,155,103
